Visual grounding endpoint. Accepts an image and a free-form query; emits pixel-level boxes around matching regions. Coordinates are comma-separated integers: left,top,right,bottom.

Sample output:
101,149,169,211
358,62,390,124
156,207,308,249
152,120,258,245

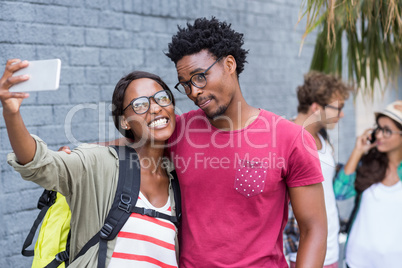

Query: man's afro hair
166,17,248,77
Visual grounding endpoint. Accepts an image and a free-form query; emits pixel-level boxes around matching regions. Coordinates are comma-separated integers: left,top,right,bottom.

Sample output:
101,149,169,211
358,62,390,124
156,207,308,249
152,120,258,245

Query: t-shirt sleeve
286,129,324,187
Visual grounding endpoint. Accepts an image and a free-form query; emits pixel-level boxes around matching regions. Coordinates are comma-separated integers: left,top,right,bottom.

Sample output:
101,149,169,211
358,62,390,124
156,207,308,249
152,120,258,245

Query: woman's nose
149,98,162,114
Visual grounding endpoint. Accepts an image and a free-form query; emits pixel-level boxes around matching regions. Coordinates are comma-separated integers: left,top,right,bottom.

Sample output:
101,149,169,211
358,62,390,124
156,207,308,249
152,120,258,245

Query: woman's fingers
394,104,402,111
358,128,374,143
353,128,374,154
0,59,30,90
5,59,29,73
362,128,373,137
2,74,30,89
0,90,29,100
58,146,72,154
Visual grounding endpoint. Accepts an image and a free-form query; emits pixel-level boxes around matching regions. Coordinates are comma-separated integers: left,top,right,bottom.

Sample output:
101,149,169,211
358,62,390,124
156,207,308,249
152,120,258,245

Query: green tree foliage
300,0,402,96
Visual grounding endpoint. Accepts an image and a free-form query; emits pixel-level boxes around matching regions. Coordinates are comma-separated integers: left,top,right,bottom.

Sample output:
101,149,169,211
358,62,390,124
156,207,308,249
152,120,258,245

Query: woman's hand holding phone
0,59,30,114
355,128,377,155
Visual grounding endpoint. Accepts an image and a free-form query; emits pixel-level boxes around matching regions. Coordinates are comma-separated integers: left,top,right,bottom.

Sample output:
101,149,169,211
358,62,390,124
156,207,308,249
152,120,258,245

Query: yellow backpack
22,190,71,268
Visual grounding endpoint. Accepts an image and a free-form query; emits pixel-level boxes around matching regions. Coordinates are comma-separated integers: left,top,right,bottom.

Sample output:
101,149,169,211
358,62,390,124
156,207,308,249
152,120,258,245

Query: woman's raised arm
0,59,36,164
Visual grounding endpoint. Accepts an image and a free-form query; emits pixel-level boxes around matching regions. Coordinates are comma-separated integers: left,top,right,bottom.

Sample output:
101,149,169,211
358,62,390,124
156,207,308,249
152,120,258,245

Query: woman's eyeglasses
123,90,173,115
373,126,402,139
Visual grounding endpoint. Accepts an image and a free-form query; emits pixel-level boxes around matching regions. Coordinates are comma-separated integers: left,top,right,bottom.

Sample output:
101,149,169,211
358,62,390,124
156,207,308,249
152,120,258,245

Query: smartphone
9,59,61,92
369,129,376,143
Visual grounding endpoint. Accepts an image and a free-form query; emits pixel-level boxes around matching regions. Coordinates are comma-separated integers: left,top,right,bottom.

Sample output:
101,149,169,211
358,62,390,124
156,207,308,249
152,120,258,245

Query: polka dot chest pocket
234,160,268,198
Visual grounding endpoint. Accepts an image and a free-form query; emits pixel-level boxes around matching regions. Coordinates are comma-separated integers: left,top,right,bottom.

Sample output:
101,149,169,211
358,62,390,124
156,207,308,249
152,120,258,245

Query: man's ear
310,102,322,114
224,55,237,75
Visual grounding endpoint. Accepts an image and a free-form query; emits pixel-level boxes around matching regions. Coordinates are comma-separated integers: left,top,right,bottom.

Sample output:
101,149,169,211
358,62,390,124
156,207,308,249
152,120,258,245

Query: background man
284,71,352,268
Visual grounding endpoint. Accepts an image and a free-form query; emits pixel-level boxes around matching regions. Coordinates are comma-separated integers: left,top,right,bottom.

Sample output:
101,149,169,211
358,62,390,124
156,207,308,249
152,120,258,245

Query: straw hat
375,100,402,125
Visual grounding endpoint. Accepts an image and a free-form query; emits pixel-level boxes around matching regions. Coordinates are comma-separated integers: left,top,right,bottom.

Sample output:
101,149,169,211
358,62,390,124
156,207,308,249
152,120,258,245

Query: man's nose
189,84,203,100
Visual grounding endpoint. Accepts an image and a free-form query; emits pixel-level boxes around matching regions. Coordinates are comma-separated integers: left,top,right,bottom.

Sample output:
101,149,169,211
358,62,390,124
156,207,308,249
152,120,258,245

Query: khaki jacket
8,135,177,267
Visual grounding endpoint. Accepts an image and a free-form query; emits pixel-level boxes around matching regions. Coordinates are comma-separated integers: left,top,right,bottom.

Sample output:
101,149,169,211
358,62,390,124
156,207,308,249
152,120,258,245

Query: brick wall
0,0,355,266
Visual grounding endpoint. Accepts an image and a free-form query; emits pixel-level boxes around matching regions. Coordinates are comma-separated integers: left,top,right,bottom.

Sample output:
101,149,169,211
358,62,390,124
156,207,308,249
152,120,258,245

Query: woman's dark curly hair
112,71,175,141
165,17,248,77
355,114,402,192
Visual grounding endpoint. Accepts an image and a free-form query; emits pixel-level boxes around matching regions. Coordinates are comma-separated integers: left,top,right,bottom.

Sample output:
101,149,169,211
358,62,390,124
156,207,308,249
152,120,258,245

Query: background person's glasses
123,90,173,114
374,126,402,138
326,104,344,117
174,57,222,95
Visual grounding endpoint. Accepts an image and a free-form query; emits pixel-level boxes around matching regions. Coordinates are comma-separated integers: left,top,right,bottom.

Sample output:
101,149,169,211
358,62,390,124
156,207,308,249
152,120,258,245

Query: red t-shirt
167,109,323,267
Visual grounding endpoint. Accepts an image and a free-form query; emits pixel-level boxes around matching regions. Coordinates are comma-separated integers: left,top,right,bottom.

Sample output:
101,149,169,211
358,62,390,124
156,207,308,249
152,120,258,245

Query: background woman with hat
334,101,402,268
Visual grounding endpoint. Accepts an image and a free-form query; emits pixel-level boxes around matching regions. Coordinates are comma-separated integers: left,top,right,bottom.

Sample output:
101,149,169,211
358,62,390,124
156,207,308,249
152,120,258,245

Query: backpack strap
45,251,69,268
73,146,141,268
21,190,57,257
170,169,182,227
43,231,70,268
131,206,178,223
97,145,141,268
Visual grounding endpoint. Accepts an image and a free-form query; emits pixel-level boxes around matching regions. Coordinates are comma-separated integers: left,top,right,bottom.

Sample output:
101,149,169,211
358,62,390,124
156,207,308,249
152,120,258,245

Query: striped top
108,192,178,268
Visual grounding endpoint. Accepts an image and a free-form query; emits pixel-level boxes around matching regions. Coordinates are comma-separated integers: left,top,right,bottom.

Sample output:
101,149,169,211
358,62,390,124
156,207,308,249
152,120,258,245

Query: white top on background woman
334,101,402,268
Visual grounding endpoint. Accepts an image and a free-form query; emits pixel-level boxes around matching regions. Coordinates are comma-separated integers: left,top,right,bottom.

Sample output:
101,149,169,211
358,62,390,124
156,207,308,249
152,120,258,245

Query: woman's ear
120,117,131,131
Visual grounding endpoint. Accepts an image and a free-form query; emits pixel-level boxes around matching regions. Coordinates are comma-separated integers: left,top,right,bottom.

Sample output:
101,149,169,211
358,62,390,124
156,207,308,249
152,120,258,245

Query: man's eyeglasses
123,90,173,115
326,104,344,117
174,57,222,95
373,126,402,139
